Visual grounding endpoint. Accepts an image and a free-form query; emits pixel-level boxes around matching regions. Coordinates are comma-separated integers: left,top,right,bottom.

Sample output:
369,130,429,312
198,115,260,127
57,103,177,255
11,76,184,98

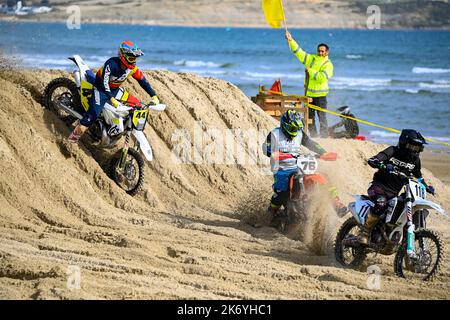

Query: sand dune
0,67,449,299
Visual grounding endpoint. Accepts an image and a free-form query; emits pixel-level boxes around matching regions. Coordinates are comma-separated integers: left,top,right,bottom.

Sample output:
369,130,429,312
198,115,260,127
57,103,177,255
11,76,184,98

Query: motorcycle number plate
132,110,149,131
297,156,318,175
410,179,426,201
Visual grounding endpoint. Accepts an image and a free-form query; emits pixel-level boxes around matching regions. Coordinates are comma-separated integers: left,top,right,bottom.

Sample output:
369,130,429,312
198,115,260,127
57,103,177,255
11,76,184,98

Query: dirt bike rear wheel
43,77,83,122
111,148,145,196
334,217,367,268
394,229,444,281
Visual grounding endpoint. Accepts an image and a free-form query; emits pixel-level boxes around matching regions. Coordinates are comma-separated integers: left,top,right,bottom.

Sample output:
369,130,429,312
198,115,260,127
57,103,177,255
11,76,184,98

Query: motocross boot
268,203,281,227
357,212,380,246
329,187,348,217
68,121,88,143
333,196,348,217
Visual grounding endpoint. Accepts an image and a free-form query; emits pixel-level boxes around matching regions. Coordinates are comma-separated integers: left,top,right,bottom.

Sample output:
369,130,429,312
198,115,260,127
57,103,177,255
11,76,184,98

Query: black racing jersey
370,146,422,194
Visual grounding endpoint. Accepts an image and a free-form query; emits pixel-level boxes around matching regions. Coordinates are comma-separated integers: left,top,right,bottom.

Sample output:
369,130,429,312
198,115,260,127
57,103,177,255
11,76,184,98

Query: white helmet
338,106,350,115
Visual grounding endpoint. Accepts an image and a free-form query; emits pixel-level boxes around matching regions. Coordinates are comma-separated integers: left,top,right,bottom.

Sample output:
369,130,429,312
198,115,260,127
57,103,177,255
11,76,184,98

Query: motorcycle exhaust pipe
59,104,83,120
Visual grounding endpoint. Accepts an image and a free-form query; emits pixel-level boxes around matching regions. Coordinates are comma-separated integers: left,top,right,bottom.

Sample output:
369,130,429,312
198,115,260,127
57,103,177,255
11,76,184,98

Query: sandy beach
0,66,449,299
422,150,450,186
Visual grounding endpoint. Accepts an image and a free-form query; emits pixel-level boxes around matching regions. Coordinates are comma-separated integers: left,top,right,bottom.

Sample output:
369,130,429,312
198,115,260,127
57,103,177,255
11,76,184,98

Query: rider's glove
110,97,121,108
379,163,394,172
426,185,435,196
150,95,159,105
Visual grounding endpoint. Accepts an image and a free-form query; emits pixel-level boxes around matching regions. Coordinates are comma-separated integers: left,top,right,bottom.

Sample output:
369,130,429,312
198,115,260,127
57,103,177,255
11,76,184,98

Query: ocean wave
243,71,304,80
332,77,391,87
369,131,399,138
419,82,450,89
412,67,450,74
332,86,382,92
15,54,113,69
369,130,450,144
331,86,445,95
174,60,227,68
433,80,450,85
346,55,362,60
179,69,226,76
21,58,73,67
86,55,110,63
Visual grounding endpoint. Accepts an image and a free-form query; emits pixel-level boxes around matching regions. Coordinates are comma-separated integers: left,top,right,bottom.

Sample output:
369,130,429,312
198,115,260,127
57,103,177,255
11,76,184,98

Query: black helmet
338,106,350,115
398,129,427,154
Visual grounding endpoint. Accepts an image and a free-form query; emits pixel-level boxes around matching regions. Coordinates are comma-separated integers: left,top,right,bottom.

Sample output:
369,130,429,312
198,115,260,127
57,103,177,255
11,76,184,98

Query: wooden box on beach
251,92,313,133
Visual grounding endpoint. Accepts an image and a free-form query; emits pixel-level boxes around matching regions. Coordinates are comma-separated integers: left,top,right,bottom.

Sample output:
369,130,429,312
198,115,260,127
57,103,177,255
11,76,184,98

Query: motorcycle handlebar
146,103,167,112
121,102,166,114
277,152,336,161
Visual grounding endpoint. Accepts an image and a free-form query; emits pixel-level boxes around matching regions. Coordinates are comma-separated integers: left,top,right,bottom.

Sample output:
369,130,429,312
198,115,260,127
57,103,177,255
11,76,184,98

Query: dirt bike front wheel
334,217,367,268
111,148,145,196
394,229,444,281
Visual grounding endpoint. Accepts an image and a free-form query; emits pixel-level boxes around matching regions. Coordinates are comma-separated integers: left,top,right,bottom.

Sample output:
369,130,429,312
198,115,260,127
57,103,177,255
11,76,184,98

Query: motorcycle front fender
350,195,375,225
132,130,153,161
348,202,363,225
413,199,449,218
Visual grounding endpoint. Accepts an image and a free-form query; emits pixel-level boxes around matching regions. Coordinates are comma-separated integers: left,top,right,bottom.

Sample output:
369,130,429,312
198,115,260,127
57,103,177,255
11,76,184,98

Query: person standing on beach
285,30,333,138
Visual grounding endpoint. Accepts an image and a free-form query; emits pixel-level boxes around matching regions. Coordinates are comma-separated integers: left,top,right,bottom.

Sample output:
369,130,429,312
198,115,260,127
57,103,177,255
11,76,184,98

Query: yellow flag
262,0,285,28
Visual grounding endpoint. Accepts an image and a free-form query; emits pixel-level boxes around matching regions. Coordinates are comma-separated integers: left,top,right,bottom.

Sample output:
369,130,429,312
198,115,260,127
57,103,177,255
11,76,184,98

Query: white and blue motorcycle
334,169,447,281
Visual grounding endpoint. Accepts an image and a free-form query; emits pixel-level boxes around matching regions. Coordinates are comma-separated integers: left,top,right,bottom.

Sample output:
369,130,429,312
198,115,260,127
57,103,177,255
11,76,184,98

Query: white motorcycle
334,169,448,280
44,55,166,195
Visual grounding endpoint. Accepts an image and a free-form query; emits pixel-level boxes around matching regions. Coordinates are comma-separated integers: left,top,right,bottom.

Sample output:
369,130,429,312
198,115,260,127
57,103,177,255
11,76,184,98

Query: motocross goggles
120,46,144,63
124,54,137,64
405,142,424,153
283,120,303,137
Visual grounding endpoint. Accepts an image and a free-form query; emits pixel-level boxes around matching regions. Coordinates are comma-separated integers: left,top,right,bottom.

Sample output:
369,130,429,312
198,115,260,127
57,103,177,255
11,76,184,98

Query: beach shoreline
2,16,450,31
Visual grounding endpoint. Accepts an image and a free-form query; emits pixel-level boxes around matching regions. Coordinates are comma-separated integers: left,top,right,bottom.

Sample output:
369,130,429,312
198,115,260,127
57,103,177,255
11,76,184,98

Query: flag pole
280,0,287,31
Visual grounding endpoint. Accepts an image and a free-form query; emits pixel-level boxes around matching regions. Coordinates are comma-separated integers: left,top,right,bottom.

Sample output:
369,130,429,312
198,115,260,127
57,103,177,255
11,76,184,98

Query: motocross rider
262,110,347,224
328,106,359,139
357,129,435,245
68,41,159,143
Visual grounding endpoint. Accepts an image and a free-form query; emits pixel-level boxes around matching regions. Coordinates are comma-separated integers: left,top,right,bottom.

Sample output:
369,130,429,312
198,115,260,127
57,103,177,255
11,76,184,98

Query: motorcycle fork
405,187,416,258
416,211,428,254
289,175,303,200
117,132,131,170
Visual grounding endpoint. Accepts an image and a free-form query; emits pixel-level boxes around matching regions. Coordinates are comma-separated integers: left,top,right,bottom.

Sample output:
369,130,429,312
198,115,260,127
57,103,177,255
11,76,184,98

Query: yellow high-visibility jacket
289,38,334,97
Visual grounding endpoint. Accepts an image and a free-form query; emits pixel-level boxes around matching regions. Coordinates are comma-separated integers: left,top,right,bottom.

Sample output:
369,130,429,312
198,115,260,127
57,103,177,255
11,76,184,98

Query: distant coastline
1,0,449,30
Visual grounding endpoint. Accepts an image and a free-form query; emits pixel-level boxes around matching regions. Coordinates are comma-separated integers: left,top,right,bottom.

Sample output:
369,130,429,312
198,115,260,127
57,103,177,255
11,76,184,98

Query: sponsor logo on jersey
390,157,415,170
